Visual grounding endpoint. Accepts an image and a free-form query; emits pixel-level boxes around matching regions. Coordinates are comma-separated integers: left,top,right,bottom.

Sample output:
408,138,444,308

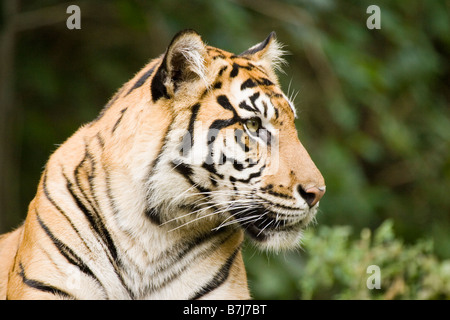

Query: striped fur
0,30,325,299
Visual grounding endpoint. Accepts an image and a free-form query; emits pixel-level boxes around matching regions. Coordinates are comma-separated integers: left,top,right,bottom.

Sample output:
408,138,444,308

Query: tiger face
147,30,325,251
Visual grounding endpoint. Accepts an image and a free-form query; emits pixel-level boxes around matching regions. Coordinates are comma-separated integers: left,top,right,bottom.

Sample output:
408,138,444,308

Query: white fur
261,38,288,74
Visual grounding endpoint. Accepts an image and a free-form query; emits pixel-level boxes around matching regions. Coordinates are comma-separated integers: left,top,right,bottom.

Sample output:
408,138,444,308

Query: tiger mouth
229,204,307,241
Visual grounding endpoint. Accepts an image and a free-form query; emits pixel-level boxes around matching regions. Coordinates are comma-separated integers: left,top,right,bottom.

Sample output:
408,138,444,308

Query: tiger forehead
206,46,236,60
206,47,266,74
204,46,295,121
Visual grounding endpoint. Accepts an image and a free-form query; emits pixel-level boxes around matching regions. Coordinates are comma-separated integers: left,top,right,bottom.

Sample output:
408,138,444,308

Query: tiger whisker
161,201,219,225
213,205,270,231
167,209,226,233
257,217,274,237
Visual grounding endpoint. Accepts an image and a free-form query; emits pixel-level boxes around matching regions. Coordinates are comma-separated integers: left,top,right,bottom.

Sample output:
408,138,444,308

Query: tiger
0,29,325,300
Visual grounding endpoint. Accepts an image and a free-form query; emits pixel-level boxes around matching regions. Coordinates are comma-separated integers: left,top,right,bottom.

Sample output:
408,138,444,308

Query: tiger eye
245,118,260,133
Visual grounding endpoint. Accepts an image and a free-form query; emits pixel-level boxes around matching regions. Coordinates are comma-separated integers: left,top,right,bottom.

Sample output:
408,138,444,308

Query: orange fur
0,30,324,299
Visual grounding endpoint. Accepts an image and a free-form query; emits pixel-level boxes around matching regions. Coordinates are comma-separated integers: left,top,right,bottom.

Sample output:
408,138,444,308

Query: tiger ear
151,29,208,102
239,31,287,74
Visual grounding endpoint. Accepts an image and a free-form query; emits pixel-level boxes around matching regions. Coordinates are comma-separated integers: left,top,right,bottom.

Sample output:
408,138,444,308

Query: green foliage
245,220,450,299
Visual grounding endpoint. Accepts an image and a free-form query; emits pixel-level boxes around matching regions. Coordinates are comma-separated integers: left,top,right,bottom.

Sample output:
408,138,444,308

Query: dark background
1,0,449,299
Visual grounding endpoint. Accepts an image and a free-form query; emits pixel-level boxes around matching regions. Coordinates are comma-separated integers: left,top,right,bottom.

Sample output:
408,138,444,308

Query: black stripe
230,63,254,79
43,170,69,219
126,64,157,95
209,118,239,132
213,96,240,129
68,160,135,299
151,61,170,102
35,210,97,282
262,101,268,118
42,171,92,252
212,54,226,60
216,95,237,113
74,149,102,220
181,103,201,155
244,156,259,167
209,174,218,187
104,167,118,216
202,162,224,179
205,117,239,176
173,159,193,176
191,248,240,300
240,78,257,90
249,92,261,110
79,152,105,238
267,189,294,200
172,160,210,194
202,95,241,179
218,65,228,76
271,93,283,99
145,207,163,225
232,160,246,171
257,77,274,86
146,228,234,294
112,108,127,133
230,63,240,78
18,262,74,299
238,101,257,112
229,165,265,184
64,170,118,263
217,152,227,166
72,146,119,263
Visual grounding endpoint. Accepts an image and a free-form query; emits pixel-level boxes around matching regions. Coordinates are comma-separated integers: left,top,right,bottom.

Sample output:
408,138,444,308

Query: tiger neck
90,162,246,299
38,128,246,299
115,215,245,299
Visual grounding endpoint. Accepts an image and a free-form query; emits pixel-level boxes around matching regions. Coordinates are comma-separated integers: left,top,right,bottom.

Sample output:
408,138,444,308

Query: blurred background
1,0,449,299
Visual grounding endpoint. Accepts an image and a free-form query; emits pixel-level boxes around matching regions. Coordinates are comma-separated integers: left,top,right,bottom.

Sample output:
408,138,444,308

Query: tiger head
145,30,325,251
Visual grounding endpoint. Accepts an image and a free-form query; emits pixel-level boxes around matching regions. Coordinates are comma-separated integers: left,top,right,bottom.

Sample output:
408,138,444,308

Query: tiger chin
0,30,325,300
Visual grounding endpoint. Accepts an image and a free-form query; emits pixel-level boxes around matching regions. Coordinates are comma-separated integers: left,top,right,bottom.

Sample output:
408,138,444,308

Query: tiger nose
297,186,326,208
